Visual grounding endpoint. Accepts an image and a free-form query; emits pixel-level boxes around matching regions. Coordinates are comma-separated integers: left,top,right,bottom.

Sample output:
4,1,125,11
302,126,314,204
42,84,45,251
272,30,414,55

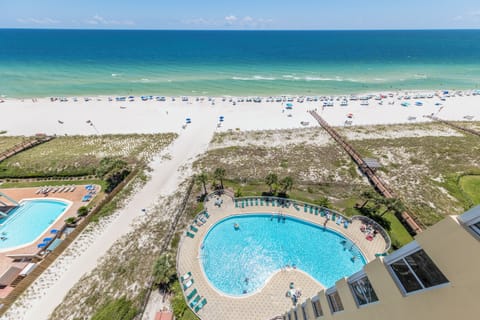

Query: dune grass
0,136,26,154
0,134,176,178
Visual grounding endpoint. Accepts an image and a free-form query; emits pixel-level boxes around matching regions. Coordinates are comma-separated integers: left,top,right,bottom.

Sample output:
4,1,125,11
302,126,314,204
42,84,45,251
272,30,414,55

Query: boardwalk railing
425,115,480,137
309,110,423,234
0,136,55,163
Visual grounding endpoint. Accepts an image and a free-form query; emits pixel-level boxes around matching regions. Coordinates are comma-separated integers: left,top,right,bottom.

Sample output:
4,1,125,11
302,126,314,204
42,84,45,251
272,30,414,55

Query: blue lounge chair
194,298,207,312
190,225,198,233
266,199,270,206
189,294,202,308
241,200,245,208
235,200,238,208
260,198,264,206
204,211,210,218
245,200,249,207
183,279,194,290
309,206,313,214
255,198,259,206
344,220,350,229
315,207,319,215
186,231,195,238
304,204,307,212
181,271,192,283
186,288,197,300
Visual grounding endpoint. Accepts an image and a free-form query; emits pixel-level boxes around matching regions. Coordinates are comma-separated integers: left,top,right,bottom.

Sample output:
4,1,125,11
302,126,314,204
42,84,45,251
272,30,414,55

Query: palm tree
380,198,406,217
279,176,293,195
214,167,226,189
359,190,381,208
196,172,208,195
265,173,278,194
153,254,176,290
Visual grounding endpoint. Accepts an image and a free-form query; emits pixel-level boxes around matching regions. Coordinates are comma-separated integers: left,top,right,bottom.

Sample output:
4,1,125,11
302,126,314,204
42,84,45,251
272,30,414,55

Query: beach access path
1,114,218,320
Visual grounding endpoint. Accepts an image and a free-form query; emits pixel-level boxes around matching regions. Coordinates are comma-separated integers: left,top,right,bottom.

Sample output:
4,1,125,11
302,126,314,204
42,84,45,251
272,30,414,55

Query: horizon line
1,27,480,31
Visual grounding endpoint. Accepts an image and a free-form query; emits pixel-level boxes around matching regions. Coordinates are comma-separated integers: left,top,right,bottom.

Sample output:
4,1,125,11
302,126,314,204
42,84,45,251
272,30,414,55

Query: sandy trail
3,116,217,320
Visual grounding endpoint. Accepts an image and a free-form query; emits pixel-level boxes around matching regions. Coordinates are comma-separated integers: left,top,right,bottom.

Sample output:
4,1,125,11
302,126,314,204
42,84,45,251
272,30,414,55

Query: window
470,221,480,237
327,291,344,313
311,298,323,317
349,276,379,306
389,249,448,294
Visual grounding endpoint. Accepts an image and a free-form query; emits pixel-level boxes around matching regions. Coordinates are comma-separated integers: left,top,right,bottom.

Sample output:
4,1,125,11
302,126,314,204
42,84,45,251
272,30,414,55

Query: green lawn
0,179,107,190
459,175,480,205
383,212,414,249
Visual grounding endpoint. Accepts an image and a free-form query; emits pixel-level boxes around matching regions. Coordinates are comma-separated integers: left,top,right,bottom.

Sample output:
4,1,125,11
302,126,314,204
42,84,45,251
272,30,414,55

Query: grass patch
383,212,414,249
0,179,107,190
459,175,480,205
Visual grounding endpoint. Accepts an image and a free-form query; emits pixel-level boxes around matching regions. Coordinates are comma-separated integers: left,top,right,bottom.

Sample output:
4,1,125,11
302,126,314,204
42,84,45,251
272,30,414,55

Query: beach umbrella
37,243,47,248
50,229,59,234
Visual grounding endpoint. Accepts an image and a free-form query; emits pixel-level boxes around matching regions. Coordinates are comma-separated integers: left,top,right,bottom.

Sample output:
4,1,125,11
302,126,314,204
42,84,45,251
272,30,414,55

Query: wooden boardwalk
425,115,480,137
309,111,423,234
0,136,55,164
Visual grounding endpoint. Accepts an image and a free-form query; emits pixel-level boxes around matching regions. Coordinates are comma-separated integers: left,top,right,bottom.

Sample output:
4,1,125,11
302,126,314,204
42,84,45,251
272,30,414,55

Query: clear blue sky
1,0,480,30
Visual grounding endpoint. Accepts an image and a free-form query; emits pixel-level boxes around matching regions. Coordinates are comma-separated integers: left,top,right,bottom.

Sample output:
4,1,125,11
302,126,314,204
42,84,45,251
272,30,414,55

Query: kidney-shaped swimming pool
201,214,366,296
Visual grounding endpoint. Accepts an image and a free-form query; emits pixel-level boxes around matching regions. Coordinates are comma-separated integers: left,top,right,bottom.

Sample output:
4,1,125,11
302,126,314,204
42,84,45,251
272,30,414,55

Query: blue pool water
201,214,366,296
0,199,68,250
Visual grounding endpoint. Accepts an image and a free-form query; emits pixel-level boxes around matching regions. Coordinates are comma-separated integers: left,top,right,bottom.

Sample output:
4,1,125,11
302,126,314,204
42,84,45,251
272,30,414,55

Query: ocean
1,29,480,98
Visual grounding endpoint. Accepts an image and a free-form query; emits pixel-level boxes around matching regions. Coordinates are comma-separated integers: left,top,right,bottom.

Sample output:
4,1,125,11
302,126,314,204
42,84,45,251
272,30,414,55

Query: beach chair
204,211,210,218
344,220,350,229
186,231,195,239
272,199,276,207
304,204,307,212
315,207,319,215
186,288,197,301
189,295,202,308
266,199,270,206
255,198,259,206
320,209,325,217
190,225,198,233
245,200,249,207
332,213,336,221
241,200,245,208
181,271,192,283
194,298,207,312
235,200,238,208
183,279,194,290
309,206,313,214
70,186,76,192
250,198,254,206
260,198,264,206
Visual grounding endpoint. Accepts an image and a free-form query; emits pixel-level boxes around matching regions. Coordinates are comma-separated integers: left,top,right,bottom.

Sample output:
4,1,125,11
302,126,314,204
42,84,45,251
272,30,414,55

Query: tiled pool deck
177,195,387,320
0,186,97,298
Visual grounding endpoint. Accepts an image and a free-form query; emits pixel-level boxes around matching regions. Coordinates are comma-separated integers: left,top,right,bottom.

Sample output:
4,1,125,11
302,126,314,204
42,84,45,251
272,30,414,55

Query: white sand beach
0,91,479,137
0,90,479,319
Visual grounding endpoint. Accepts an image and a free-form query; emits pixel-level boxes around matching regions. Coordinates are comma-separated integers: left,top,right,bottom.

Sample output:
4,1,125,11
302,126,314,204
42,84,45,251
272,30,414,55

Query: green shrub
77,206,89,217
91,297,137,320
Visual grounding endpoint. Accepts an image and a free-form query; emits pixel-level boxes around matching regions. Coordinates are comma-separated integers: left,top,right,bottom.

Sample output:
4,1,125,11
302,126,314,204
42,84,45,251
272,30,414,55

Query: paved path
4,118,218,320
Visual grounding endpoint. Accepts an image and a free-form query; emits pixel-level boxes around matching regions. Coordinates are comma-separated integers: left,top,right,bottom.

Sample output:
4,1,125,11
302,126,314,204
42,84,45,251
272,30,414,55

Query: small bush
77,206,89,217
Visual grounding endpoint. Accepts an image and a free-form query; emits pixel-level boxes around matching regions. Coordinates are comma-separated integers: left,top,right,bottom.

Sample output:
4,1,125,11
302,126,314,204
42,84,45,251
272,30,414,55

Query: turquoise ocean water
1,29,480,98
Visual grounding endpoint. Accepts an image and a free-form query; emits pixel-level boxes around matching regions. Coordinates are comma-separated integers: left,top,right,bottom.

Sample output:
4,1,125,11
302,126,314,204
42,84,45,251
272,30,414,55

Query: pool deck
177,194,387,320
0,186,97,298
